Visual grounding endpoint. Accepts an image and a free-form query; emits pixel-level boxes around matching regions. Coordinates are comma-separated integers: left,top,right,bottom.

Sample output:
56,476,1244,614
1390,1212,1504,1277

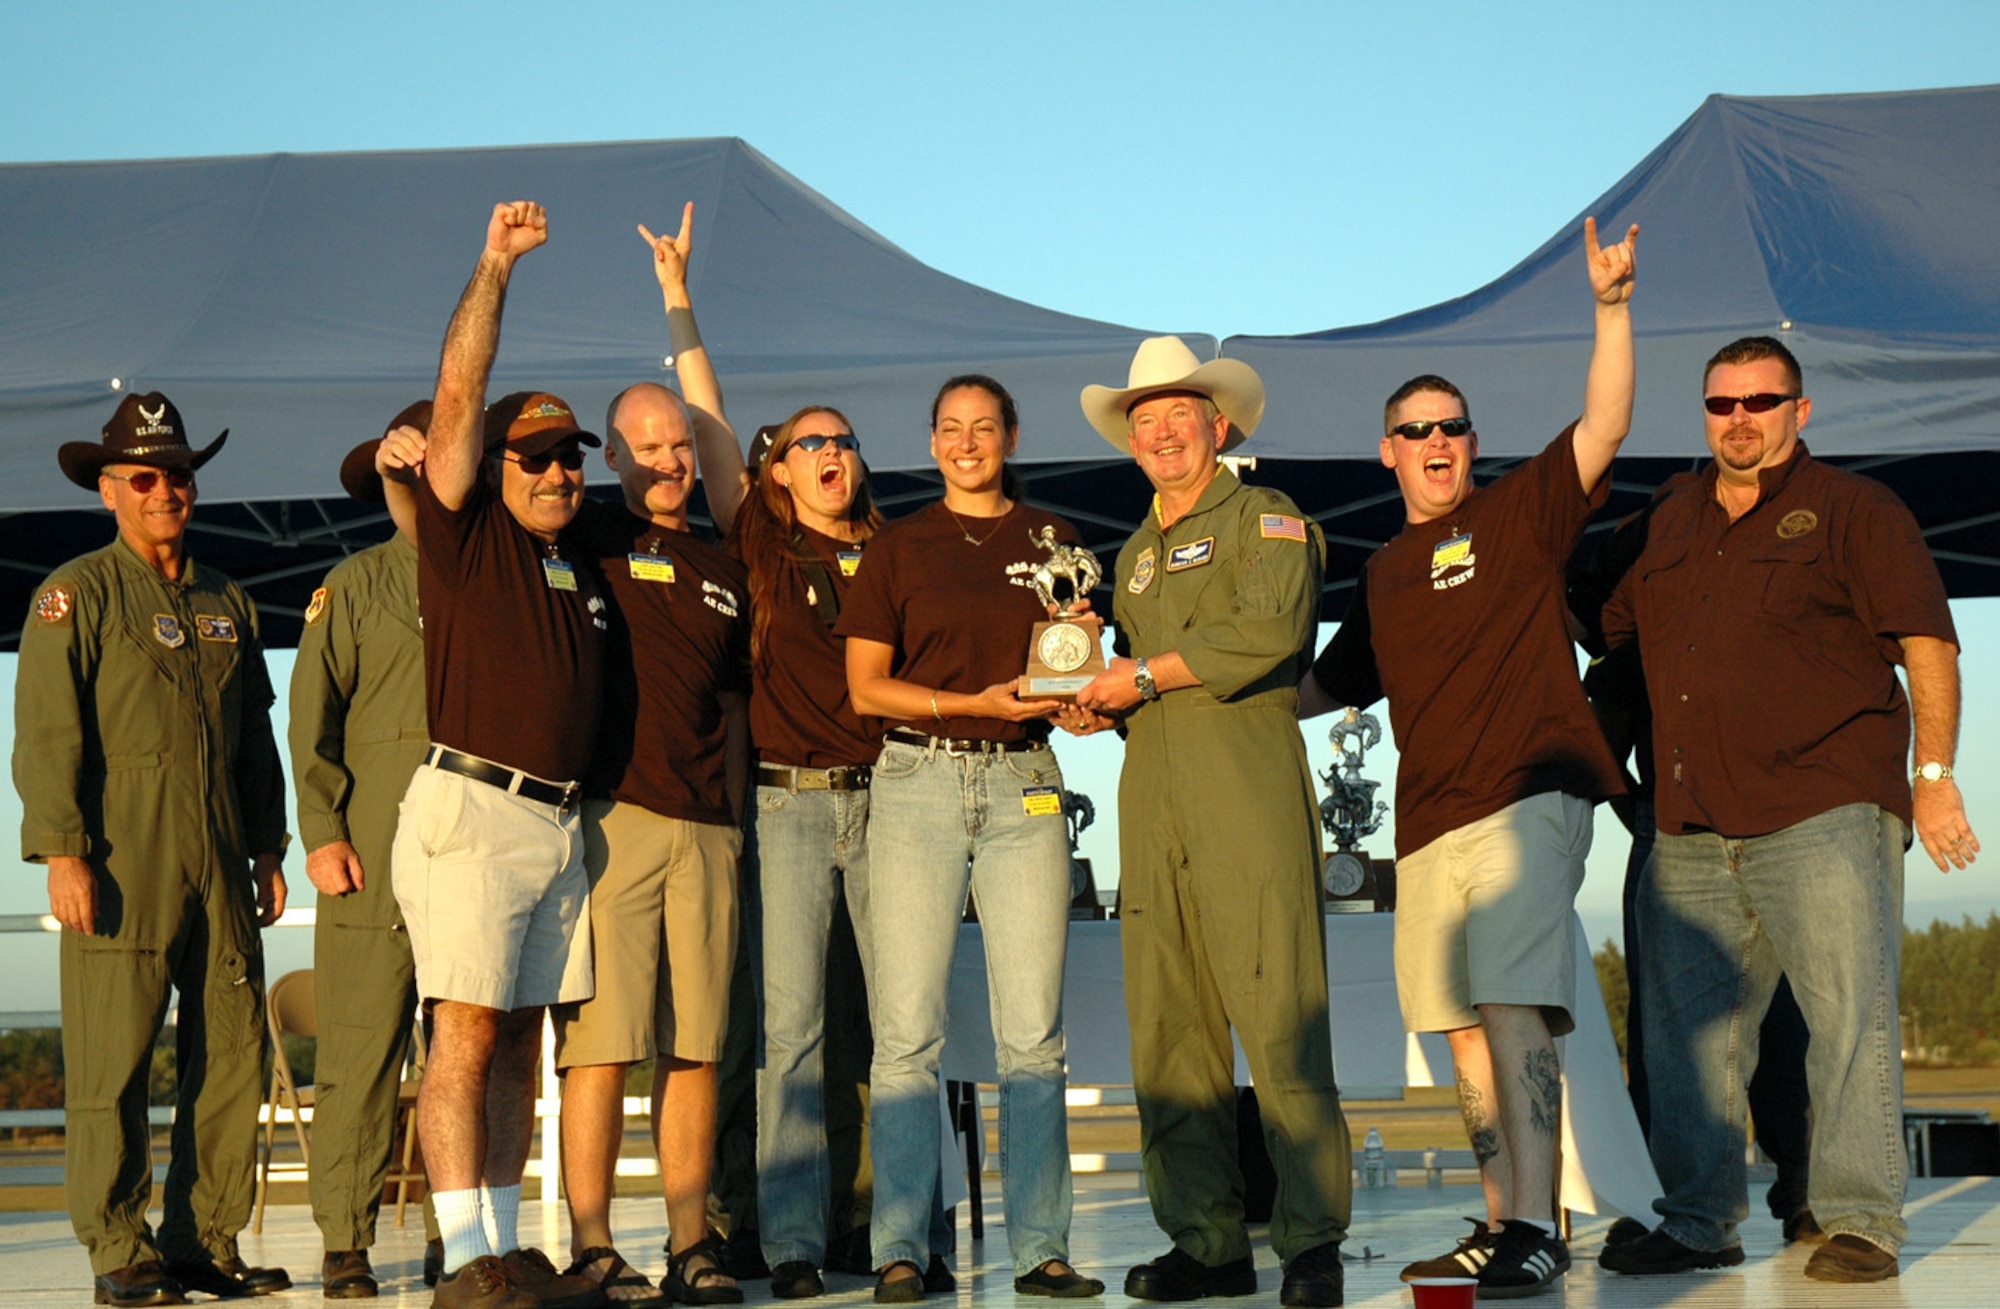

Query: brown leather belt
427,745,581,814
757,762,872,792
884,728,1044,756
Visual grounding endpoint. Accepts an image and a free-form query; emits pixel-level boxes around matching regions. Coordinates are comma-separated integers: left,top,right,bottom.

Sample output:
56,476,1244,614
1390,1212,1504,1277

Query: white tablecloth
942,911,1661,1219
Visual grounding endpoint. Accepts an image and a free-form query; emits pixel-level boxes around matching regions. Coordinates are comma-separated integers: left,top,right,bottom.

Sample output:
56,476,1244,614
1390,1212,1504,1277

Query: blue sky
1,2,1995,1006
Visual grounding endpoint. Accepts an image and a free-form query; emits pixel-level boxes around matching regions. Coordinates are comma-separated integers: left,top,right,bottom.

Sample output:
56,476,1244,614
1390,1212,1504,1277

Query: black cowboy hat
59,391,228,490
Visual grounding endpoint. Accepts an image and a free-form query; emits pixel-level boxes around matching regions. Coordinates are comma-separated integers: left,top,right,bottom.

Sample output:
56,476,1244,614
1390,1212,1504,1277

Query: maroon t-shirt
572,502,751,825
1312,427,1624,857
835,501,1078,745
1602,445,1956,838
413,474,607,783
728,521,880,769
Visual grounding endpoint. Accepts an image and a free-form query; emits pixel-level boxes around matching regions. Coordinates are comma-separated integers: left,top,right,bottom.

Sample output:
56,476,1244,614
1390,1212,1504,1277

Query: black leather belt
885,728,1044,756
758,762,872,792
427,745,581,813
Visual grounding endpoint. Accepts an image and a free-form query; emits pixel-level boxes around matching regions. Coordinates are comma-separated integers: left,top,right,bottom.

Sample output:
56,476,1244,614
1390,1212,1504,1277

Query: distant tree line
1594,912,2000,1066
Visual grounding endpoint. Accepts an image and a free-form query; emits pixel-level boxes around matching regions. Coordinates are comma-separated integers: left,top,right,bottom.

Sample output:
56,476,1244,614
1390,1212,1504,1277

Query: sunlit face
772,410,862,533
497,441,586,542
1380,389,1479,524
605,390,697,527
1702,358,1810,482
98,463,197,555
929,386,1017,496
1126,391,1225,497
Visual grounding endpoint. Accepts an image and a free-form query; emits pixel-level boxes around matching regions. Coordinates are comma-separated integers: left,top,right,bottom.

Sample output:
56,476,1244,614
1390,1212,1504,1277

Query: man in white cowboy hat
16,390,294,1306
1075,341,1349,1308
1300,218,1638,1298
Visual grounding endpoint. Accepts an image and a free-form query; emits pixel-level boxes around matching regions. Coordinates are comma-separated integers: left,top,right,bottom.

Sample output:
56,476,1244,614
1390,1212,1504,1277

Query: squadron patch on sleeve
35,586,72,625
304,587,329,626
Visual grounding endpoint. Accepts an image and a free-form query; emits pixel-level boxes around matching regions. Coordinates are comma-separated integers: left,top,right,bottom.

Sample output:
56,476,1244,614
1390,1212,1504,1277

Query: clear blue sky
1,2,1994,1003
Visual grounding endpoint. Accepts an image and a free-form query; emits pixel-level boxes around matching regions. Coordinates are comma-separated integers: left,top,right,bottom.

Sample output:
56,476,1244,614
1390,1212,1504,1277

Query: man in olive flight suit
15,392,293,1306
289,403,439,1298
1076,340,1350,1309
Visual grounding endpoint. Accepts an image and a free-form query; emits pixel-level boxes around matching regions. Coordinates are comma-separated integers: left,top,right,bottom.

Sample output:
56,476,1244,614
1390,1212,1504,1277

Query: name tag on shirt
194,614,238,643
543,558,579,591
1166,537,1215,572
628,553,677,583
1021,785,1063,818
837,550,863,577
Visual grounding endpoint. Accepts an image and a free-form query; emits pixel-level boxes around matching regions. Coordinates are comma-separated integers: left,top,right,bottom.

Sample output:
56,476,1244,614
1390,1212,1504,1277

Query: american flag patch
1260,513,1306,542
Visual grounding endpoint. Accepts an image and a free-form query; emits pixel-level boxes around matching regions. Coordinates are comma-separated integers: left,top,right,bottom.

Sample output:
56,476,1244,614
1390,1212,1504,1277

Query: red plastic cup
1408,1277,1478,1309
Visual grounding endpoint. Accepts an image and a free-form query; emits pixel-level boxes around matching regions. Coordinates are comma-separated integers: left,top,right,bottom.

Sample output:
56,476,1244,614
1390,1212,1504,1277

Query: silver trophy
1319,707,1389,904
1008,528,1107,700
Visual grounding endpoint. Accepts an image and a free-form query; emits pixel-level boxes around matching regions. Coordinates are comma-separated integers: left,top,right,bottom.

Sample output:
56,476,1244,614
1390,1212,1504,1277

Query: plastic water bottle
1361,1126,1388,1189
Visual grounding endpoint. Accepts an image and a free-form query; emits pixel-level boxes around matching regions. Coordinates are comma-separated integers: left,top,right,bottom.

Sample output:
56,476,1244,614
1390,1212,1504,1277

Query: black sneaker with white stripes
1399,1218,1497,1283
1475,1220,1570,1299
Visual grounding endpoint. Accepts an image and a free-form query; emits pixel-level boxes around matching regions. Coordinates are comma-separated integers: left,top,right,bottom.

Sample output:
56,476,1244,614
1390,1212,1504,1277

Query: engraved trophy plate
1007,528,1107,701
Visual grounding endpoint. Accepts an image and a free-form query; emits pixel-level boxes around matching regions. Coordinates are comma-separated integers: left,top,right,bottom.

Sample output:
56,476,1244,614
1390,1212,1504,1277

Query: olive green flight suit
1111,469,1352,1264
288,535,435,1249
14,540,289,1277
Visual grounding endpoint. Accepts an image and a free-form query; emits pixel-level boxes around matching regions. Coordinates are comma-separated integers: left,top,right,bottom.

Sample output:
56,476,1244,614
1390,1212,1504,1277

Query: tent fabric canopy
0,136,1190,511
1225,85,2000,464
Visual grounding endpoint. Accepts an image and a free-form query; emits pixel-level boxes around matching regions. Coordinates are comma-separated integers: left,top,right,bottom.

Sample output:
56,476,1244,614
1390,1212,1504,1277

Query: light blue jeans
866,738,1075,1276
1639,803,1907,1254
753,783,873,1267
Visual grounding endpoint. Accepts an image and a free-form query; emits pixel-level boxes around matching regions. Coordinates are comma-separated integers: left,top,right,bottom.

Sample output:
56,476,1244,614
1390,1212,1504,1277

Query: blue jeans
866,739,1075,1276
753,783,874,1267
1639,803,1906,1253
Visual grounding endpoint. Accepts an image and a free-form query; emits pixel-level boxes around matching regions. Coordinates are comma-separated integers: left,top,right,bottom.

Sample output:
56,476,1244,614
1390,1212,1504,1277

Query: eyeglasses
104,469,194,493
1389,417,1473,441
1703,393,1798,416
503,449,587,474
790,433,860,454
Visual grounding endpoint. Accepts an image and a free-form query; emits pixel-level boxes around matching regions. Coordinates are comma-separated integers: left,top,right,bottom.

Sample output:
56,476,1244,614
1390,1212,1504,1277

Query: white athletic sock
1514,1217,1558,1237
434,1188,491,1274
483,1183,522,1255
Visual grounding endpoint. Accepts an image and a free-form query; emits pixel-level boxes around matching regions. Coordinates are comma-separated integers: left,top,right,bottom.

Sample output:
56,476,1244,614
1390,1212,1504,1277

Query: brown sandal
665,1234,743,1306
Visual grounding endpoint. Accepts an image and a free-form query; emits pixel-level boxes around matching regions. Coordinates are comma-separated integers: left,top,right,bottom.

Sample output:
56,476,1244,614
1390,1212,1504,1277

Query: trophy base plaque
1018,615,1106,702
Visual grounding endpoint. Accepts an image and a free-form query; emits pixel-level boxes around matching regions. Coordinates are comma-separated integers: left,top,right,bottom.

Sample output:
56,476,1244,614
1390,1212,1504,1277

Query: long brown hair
737,405,883,668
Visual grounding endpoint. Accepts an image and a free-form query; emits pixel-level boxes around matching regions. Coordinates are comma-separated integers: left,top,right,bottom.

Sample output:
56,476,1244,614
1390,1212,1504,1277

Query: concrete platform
2,1176,1997,1307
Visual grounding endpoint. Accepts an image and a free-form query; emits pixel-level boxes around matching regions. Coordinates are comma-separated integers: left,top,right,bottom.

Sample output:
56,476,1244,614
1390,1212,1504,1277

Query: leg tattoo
1522,1049,1562,1137
1457,1071,1502,1168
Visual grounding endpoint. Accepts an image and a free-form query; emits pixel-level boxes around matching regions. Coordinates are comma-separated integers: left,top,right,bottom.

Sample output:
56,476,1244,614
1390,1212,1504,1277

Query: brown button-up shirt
1603,443,1955,838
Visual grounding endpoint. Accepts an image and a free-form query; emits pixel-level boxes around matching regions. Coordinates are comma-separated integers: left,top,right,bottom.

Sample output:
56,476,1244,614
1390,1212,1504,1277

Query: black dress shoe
1278,1242,1342,1308
922,1256,955,1294
166,1256,291,1299
425,1239,446,1288
93,1261,187,1307
1124,1250,1257,1301
322,1250,378,1299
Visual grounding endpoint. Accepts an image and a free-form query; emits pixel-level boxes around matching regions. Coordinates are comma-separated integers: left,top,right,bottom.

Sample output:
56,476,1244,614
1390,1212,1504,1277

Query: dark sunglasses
503,448,587,473
791,433,860,454
1389,417,1473,441
1703,393,1798,416
104,469,194,493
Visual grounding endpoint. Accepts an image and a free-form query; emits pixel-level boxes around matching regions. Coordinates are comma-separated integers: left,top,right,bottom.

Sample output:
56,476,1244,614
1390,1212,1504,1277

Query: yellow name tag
1021,786,1063,817
543,558,578,591
628,554,677,583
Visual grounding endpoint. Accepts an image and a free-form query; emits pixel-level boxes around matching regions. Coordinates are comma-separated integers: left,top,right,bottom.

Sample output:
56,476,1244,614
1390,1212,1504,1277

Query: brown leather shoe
501,1247,608,1309
1804,1234,1898,1283
323,1249,379,1299
434,1255,536,1309
93,1261,187,1307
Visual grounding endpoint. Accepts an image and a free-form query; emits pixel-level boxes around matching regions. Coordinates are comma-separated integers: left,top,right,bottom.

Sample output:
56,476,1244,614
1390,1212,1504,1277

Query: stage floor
2,1176,1996,1308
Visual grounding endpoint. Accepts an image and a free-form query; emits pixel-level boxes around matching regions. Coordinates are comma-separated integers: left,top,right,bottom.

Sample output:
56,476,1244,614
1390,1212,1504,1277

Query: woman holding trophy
839,376,1106,1301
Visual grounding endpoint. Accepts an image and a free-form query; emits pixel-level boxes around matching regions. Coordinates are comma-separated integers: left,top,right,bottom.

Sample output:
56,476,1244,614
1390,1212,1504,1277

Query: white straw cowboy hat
1080,336,1266,454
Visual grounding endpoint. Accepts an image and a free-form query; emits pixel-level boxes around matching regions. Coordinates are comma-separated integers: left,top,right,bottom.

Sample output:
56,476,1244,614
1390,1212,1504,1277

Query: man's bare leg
1475,1003,1561,1223
1446,1024,1512,1225
563,1060,657,1297
420,1001,502,1273
656,1056,734,1290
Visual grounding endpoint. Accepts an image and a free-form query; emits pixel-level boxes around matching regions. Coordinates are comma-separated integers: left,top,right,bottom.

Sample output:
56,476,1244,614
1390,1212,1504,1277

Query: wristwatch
1133,656,1159,703
1915,761,1954,783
